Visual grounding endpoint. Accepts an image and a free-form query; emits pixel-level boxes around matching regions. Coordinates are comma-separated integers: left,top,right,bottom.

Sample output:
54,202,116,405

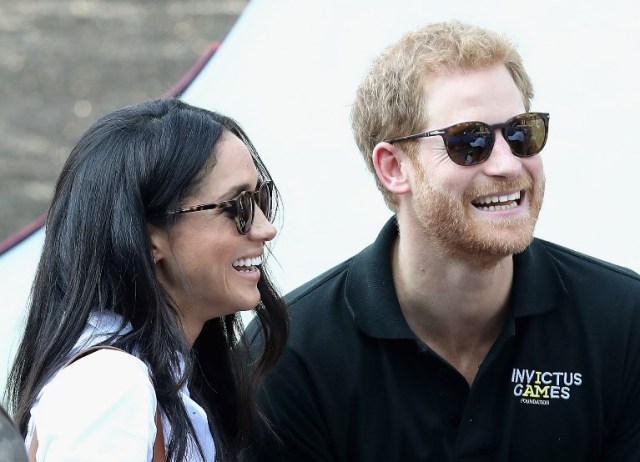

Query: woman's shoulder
34,348,156,424
30,349,158,460
45,348,153,400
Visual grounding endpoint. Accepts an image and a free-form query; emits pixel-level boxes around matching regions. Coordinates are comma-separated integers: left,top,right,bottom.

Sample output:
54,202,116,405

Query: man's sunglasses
165,180,274,235
384,112,550,166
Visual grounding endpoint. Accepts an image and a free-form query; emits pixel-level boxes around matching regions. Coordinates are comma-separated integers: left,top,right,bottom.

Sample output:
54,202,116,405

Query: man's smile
471,190,522,211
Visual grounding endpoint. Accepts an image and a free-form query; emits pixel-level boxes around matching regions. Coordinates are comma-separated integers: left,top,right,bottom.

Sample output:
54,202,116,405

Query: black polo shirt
243,217,640,461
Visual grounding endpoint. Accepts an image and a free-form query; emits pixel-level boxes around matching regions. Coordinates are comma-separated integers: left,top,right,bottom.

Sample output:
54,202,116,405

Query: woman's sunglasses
384,112,550,166
166,180,274,235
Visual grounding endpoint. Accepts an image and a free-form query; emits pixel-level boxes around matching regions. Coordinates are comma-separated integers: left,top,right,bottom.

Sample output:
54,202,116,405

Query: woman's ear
147,223,168,264
372,142,412,196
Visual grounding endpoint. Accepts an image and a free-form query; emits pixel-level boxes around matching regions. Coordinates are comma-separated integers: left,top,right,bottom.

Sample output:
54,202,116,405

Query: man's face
407,64,545,263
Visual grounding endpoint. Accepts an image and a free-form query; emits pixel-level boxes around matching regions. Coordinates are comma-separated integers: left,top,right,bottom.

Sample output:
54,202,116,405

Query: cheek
428,167,474,197
524,155,544,177
169,227,230,279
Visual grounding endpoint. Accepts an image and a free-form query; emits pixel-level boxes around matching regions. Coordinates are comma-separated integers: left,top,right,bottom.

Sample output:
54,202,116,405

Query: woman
6,98,288,461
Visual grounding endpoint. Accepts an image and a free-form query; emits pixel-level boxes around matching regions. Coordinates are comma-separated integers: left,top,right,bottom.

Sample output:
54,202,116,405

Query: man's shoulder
245,255,357,347
535,238,640,285
0,404,28,462
285,216,398,311
285,257,353,307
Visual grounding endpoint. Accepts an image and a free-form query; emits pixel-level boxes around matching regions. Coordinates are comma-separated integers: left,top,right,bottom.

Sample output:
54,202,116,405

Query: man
243,21,640,461
0,404,28,462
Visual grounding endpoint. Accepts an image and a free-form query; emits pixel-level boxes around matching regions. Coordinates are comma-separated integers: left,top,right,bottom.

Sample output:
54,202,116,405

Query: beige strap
27,429,37,461
153,409,166,462
28,346,166,461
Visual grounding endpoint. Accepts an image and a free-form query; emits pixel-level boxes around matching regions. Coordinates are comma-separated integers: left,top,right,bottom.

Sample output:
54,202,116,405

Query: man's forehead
421,65,523,125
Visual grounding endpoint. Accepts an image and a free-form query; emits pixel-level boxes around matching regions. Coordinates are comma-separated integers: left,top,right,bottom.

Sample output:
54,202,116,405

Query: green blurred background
0,0,248,242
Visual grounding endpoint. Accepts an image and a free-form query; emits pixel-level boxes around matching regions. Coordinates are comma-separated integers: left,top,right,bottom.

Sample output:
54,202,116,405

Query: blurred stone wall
0,0,248,241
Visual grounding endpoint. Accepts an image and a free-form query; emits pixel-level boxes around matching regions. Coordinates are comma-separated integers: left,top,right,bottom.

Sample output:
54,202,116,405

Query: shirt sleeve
29,349,158,462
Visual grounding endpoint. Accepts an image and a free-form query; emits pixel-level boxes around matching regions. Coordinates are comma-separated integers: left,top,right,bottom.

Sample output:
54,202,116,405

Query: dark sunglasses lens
258,182,273,221
505,113,548,157
236,191,254,234
446,122,493,166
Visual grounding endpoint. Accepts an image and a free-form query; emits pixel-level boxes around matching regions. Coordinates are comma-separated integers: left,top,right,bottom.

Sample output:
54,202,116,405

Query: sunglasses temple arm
386,130,444,144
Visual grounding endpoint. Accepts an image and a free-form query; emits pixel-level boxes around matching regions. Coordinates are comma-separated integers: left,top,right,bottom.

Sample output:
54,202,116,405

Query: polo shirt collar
345,216,568,340
345,217,413,340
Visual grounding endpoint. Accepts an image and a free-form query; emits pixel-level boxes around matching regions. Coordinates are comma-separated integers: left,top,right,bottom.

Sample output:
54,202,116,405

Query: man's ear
372,142,412,196
147,223,168,264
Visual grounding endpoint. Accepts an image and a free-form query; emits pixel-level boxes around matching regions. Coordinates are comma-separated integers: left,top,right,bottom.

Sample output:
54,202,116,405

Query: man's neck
391,232,514,385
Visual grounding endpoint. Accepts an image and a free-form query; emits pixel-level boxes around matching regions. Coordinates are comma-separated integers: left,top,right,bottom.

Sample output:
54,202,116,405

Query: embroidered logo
511,368,583,406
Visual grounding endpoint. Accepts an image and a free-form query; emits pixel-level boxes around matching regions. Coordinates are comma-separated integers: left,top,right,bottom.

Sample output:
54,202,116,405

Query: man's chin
445,222,536,266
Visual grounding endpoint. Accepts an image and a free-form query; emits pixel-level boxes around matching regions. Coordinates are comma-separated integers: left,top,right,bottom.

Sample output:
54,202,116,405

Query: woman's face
150,132,276,344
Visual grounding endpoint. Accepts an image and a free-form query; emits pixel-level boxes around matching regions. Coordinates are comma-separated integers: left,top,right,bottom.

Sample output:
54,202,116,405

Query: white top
26,312,216,461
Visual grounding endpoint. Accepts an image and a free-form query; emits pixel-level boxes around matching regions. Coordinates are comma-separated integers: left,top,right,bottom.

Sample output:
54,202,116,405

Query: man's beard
411,162,544,266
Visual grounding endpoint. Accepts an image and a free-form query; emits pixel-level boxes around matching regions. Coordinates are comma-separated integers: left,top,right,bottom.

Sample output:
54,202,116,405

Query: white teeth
476,202,519,212
474,191,521,205
232,255,263,268
473,191,522,211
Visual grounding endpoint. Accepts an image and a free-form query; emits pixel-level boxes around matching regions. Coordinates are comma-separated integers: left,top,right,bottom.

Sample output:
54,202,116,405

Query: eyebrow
217,181,258,202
